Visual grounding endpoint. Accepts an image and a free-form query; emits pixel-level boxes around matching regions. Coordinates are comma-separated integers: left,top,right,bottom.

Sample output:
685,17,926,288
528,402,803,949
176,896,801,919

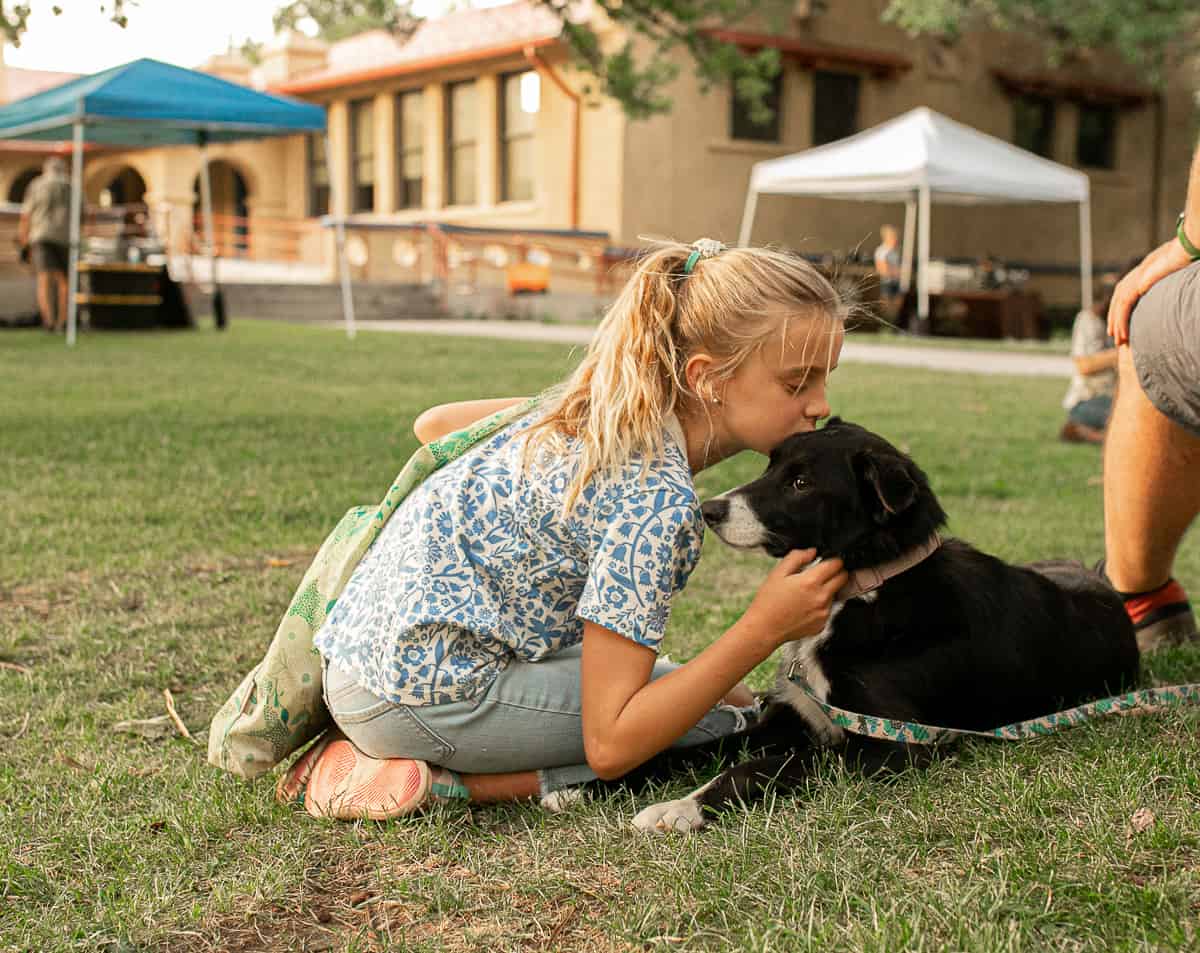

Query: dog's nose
700,498,729,526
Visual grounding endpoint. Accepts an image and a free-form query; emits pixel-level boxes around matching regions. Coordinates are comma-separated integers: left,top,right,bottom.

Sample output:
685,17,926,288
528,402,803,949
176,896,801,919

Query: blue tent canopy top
0,57,326,145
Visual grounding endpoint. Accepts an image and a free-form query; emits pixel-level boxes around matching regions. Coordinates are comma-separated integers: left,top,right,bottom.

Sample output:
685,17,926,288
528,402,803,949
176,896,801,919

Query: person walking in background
873,224,904,319
1101,142,1200,652
18,156,72,333
1059,273,1122,444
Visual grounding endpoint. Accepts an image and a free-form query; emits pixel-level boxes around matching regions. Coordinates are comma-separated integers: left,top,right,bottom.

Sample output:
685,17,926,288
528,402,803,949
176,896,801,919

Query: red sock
1120,579,1191,629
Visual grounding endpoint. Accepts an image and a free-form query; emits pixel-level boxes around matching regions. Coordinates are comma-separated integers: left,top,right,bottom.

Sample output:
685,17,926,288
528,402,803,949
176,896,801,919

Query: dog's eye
792,476,810,492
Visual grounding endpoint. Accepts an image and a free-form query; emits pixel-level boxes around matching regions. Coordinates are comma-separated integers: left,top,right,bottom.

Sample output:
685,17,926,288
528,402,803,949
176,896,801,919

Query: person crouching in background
1060,270,1126,444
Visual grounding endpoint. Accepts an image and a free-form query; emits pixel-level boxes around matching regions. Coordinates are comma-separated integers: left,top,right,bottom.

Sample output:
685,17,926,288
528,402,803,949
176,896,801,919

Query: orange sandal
275,729,341,807
303,737,433,821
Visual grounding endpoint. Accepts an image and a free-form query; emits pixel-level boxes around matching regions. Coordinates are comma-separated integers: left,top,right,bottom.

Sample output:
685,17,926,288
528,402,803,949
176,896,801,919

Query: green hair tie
683,238,725,275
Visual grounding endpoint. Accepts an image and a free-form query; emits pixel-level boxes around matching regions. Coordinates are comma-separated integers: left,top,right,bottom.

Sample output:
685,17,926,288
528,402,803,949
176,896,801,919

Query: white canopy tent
738,107,1093,323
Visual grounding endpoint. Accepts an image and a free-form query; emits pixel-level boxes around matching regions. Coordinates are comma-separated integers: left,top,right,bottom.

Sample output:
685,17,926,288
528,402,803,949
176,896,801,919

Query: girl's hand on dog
745,549,847,647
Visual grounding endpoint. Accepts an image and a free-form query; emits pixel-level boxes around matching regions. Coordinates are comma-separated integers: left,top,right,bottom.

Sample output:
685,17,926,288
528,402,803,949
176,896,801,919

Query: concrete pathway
329,319,1073,378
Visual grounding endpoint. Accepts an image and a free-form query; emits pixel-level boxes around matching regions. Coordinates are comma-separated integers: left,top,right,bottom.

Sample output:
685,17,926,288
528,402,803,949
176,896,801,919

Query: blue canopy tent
0,57,355,344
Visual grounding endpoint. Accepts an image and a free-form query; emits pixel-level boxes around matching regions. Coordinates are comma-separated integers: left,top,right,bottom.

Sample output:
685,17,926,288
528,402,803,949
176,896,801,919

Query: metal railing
187,212,322,262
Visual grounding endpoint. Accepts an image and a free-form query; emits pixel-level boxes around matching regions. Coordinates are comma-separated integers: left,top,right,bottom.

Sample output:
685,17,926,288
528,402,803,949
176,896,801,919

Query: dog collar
836,532,943,601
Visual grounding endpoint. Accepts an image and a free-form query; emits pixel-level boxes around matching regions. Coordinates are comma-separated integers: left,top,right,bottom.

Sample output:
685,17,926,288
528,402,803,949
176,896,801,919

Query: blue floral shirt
314,411,704,706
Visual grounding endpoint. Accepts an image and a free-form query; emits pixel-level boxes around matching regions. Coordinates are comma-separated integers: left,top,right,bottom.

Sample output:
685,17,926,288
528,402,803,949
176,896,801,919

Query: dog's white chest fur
774,601,845,747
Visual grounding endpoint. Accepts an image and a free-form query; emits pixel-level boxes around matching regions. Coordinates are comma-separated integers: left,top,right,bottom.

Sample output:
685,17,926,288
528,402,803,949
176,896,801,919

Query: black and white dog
630,418,1139,832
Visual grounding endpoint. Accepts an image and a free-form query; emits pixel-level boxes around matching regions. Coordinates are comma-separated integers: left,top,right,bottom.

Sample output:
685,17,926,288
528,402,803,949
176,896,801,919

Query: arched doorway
99,166,147,207
193,161,250,258
7,167,40,203
96,165,150,240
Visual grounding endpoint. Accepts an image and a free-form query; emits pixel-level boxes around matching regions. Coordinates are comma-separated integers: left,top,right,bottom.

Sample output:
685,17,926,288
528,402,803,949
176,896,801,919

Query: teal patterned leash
797,679,1200,746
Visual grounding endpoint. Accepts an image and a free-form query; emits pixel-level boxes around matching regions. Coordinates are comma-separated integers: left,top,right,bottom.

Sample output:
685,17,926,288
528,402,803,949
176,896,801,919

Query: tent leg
1080,198,1093,314
900,195,916,293
326,136,355,340
66,122,83,347
917,185,931,336
737,189,759,247
198,140,226,329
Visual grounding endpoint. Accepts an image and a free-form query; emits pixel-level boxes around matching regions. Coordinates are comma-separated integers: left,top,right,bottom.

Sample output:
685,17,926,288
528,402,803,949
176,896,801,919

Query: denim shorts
321,644,759,796
1131,260,1200,437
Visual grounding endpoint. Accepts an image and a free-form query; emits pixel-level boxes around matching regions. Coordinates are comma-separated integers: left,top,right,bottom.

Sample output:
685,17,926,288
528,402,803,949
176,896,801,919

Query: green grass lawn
1,321,1197,953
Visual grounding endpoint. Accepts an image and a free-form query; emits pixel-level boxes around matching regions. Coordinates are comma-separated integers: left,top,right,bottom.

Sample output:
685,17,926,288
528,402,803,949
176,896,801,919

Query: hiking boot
1096,560,1198,653
1123,579,1198,654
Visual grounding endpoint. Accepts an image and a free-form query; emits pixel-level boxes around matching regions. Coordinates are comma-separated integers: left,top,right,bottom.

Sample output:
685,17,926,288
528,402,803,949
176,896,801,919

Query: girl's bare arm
580,551,847,780
413,397,530,443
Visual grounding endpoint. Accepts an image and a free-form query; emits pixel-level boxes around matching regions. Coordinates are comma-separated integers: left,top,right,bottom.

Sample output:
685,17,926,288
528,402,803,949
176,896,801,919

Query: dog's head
701,418,947,569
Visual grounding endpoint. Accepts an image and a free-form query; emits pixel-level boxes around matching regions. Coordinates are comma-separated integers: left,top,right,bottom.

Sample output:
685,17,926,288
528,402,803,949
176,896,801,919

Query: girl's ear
683,353,715,398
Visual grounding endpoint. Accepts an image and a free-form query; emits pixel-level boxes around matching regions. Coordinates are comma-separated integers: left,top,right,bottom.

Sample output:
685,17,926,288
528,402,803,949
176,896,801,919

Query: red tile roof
276,1,568,94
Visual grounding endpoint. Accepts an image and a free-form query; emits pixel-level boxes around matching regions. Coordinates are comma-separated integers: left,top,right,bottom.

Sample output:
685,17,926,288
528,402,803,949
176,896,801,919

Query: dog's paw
631,796,707,833
540,787,586,814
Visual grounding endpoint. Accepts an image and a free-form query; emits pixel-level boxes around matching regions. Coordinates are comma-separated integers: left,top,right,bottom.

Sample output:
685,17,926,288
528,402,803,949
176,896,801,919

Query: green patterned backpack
207,399,539,780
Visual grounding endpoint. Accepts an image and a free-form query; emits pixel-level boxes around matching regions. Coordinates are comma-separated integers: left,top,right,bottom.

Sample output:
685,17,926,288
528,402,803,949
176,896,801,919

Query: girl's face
716,309,842,457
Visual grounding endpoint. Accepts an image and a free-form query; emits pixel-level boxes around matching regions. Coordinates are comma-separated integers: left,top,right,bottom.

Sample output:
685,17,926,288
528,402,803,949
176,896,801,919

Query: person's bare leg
1103,345,1200,593
35,272,54,329
54,272,68,331
460,769,541,803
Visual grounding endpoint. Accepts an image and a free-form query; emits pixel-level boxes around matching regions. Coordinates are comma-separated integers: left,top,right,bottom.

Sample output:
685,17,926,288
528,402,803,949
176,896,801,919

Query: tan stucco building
1,0,1196,310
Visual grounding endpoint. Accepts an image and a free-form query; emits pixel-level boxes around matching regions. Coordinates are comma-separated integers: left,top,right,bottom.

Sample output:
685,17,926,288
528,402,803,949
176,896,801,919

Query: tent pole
66,121,83,348
1080,197,1093,314
199,141,217,285
737,188,759,247
900,194,916,293
917,184,931,334
325,136,356,340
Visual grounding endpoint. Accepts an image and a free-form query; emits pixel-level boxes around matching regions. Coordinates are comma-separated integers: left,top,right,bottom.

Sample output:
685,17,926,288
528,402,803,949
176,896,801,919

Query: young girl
279,238,849,818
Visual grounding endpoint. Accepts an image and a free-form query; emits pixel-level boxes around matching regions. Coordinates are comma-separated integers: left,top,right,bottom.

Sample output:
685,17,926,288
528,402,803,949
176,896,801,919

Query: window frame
395,89,424,210
810,69,861,147
499,70,538,202
349,97,376,214
1076,102,1118,170
1011,92,1056,159
729,69,784,143
306,132,330,218
445,80,479,207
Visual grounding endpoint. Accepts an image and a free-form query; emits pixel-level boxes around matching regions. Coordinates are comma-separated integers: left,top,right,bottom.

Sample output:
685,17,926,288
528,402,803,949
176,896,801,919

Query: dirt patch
167,845,640,953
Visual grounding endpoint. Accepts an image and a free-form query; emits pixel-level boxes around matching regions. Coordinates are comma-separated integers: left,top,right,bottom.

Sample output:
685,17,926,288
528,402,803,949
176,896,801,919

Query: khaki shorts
1130,260,1200,438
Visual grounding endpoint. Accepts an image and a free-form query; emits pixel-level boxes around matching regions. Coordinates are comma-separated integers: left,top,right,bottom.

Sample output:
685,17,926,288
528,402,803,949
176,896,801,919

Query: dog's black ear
854,450,919,524
824,416,844,429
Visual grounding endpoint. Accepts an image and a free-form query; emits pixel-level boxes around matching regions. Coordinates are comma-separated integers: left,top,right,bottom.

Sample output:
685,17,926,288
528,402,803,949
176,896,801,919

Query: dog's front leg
632,748,823,833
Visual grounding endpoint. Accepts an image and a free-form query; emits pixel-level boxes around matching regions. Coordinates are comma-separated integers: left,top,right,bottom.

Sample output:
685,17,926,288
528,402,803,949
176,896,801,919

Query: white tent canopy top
746,106,1089,205
738,107,1093,320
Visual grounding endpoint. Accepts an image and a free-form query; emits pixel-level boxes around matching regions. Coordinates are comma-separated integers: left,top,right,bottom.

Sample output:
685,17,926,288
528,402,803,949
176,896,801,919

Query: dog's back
819,543,1138,734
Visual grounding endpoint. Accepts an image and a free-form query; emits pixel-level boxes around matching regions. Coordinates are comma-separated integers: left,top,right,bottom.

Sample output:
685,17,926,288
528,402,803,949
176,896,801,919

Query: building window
350,98,375,212
396,90,424,209
730,70,783,143
500,71,538,202
1012,93,1055,158
1077,103,1117,169
307,133,330,217
812,71,860,146
446,80,478,206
